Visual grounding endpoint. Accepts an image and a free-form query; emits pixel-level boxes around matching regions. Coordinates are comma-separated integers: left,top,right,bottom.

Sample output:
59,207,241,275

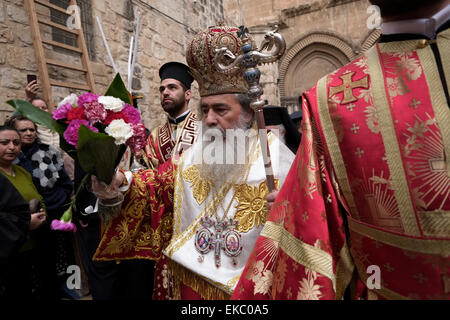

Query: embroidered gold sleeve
182,165,211,205
234,180,280,233
95,162,176,261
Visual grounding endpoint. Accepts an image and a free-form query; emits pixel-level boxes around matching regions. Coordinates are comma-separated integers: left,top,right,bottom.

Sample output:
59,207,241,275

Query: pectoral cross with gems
329,71,369,105
195,216,243,268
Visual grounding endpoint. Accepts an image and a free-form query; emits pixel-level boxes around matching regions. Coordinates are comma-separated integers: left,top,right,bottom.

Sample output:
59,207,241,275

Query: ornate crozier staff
214,26,286,192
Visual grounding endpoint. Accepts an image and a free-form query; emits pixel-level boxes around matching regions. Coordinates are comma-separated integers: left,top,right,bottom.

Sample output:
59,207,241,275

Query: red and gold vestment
144,111,199,168
232,29,450,300
93,130,295,299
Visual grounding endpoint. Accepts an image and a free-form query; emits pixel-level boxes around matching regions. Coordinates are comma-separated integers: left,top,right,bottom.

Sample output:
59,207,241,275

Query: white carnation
98,96,125,112
58,93,78,107
105,119,133,145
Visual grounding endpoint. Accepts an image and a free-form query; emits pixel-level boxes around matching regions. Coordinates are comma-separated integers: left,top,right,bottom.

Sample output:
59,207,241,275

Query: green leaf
104,73,132,104
6,99,67,135
77,125,126,185
59,137,78,159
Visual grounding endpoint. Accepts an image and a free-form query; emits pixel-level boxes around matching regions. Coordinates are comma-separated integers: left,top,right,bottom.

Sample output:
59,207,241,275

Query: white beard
196,117,254,188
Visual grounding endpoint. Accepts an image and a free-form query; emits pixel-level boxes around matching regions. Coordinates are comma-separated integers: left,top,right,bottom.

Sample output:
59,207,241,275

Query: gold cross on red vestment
329,71,369,104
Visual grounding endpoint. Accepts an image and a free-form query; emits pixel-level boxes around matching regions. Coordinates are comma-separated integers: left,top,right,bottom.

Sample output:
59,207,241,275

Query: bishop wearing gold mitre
91,25,295,300
141,62,200,169
233,0,450,300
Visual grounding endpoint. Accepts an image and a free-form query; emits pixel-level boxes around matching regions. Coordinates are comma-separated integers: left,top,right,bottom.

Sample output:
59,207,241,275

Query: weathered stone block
0,67,28,90
0,24,13,43
0,4,5,24
93,0,107,13
6,4,28,25
6,46,36,71
16,25,32,45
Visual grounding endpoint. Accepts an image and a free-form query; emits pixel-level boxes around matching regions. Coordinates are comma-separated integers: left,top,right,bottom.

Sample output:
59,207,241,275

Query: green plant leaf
77,125,126,184
6,99,67,135
104,73,132,104
59,137,78,159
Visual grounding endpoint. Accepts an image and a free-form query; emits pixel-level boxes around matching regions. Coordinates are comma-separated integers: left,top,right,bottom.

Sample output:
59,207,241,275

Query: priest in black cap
140,61,201,169
118,62,200,300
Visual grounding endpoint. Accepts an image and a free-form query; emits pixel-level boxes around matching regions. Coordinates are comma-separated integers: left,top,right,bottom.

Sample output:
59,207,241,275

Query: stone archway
279,31,356,113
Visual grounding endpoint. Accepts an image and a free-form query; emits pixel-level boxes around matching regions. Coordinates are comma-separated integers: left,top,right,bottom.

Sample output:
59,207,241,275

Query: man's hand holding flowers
91,171,124,201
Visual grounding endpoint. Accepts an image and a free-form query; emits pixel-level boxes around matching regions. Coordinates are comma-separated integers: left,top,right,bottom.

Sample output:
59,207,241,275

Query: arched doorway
279,32,356,113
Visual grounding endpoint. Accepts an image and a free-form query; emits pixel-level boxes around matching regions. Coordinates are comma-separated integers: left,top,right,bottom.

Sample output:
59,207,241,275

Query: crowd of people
0,88,76,299
1,0,449,301
0,63,301,301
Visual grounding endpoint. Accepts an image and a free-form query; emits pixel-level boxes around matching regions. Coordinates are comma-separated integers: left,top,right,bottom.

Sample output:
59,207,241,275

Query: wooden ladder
25,0,95,110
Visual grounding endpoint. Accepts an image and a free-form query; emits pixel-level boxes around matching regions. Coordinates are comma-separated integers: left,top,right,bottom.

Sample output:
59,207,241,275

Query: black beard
162,99,185,117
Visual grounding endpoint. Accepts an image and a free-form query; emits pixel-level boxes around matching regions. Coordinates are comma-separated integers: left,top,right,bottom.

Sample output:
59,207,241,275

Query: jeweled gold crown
186,25,254,97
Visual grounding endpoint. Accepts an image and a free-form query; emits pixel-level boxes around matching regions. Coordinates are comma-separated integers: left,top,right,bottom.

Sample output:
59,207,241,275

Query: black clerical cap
290,111,303,123
263,105,291,126
159,62,194,89
263,105,302,153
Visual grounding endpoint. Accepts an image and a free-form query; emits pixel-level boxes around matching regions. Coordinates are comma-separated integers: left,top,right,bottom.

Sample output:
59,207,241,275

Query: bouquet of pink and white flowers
8,74,147,231
53,92,147,160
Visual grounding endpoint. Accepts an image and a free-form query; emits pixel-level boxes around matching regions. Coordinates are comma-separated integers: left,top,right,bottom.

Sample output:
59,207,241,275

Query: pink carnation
63,119,98,147
84,100,107,124
51,219,77,232
122,104,141,125
52,103,73,120
78,92,99,108
126,123,147,153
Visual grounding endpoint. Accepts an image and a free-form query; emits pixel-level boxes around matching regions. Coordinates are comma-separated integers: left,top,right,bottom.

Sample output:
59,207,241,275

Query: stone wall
0,0,224,128
0,0,379,124
0,0,35,125
223,0,379,113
